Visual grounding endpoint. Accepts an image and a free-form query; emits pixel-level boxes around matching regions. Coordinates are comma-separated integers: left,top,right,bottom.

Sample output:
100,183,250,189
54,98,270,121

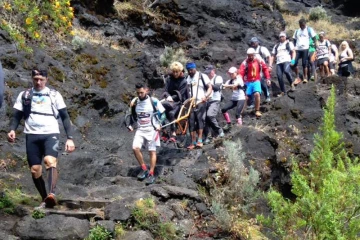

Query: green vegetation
0,192,15,214
309,6,331,22
114,223,126,239
159,47,189,69
129,198,180,239
85,225,112,240
32,209,46,219
1,0,74,52
209,139,264,239
261,86,360,239
0,187,38,214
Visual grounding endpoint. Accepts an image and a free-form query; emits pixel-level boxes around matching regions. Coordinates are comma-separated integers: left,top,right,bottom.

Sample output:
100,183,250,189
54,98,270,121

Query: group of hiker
3,18,356,209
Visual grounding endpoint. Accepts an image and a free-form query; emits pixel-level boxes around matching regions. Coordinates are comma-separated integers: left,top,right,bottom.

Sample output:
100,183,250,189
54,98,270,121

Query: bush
262,86,360,239
0,0,74,52
71,36,86,51
32,210,46,219
159,47,188,68
210,139,262,238
86,225,112,240
309,6,330,22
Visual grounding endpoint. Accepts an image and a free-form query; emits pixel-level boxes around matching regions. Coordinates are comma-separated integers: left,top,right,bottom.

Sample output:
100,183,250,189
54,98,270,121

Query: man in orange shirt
238,48,271,117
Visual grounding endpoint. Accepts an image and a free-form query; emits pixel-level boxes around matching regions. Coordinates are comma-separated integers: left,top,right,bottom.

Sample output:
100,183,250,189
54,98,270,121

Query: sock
149,171,154,176
141,164,147,171
47,167,58,195
193,141,197,145
198,139,203,143
223,112,231,123
33,176,47,201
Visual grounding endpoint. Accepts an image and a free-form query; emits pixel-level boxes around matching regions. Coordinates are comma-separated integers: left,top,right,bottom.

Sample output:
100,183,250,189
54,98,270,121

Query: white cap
279,32,286,37
228,67,237,74
246,48,256,55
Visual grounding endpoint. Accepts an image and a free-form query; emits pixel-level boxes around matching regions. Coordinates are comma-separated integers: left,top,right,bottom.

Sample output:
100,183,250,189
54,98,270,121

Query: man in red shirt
238,48,271,117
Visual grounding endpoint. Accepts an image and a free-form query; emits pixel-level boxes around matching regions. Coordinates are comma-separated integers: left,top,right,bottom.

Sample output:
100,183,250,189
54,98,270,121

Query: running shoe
137,169,149,180
35,202,46,210
303,79,308,83
236,118,242,126
223,124,232,131
218,129,225,138
168,137,177,143
310,75,315,81
247,104,255,110
277,92,285,97
293,78,302,85
187,144,195,150
161,136,168,142
203,138,211,145
196,141,203,148
255,111,262,117
145,175,156,185
265,97,271,103
44,193,57,208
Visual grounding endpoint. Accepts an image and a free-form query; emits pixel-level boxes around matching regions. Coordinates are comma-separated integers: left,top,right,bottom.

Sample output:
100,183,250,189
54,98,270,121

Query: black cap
204,65,215,74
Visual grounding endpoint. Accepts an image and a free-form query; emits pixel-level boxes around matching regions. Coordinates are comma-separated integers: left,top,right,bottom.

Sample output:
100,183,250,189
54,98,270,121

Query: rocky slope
0,0,359,239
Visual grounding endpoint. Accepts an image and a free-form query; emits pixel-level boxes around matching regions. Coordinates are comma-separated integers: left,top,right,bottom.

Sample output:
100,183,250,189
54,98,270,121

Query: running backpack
131,96,164,123
22,88,59,120
293,27,313,46
274,41,291,56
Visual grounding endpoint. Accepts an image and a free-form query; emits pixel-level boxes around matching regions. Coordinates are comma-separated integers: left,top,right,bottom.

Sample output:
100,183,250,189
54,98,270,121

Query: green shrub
262,86,360,239
1,0,74,52
209,139,261,238
86,225,112,240
155,222,178,240
71,36,86,51
0,192,15,213
131,198,159,229
32,209,46,219
159,47,188,68
309,6,330,22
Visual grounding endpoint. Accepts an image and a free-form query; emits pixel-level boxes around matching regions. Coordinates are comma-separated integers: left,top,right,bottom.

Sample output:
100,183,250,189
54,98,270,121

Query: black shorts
26,134,60,167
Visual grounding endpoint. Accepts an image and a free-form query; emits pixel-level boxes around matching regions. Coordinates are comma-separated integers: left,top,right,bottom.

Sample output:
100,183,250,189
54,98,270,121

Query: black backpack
274,41,291,56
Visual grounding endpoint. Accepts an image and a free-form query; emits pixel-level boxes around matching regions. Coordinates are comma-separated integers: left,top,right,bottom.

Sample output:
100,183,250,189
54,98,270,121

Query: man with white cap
221,66,246,130
268,32,296,96
249,37,272,103
203,65,224,144
238,48,271,117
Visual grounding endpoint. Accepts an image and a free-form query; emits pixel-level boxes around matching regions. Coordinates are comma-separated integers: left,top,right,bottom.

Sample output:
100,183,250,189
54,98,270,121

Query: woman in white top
221,67,246,130
338,41,354,77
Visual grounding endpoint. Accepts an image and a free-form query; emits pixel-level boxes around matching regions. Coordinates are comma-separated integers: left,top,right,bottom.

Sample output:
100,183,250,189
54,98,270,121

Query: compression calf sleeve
47,167,58,195
32,176,47,200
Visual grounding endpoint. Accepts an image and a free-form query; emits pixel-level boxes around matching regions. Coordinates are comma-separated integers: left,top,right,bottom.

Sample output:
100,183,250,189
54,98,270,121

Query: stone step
45,209,101,220
57,199,112,210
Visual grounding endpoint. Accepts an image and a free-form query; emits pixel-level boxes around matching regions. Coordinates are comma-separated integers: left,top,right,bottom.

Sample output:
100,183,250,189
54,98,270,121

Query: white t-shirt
316,40,331,59
293,27,316,50
134,96,165,130
13,87,66,134
225,76,245,101
187,71,211,104
209,75,223,102
272,41,295,64
254,46,271,63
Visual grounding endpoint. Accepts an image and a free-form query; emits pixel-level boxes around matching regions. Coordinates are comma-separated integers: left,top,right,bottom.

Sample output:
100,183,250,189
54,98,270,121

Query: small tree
309,6,330,22
263,86,360,239
159,47,188,68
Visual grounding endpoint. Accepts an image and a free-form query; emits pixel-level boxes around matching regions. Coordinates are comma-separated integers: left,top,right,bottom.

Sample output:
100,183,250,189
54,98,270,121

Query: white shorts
132,128,160,151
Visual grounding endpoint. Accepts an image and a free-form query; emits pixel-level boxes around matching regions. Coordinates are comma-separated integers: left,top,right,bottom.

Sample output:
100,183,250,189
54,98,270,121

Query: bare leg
190,131,196,144
198,129,203,141
254,92,261,111
149,151,157,174
133,148,145,166
304,67,308,80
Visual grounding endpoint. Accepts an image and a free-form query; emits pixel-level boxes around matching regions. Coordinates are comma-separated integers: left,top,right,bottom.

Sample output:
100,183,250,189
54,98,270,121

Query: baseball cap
319,31,325,36
279,32,286,37
250,37,259,43
228,67,237,74
246,48,256,55
204,65,215,74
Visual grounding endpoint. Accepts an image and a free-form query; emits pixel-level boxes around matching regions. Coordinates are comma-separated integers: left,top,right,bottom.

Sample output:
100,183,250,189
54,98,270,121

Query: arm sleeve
261,61,271,79
0,62,4,109
163,78,171,98
58,108,74,139
9,109,23,131
173,79,189,102
238,62,246,78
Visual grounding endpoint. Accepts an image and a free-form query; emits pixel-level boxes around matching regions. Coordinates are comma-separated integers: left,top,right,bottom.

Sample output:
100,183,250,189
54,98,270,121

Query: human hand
7,130,16,142
166,96,173,102
201,97,208,103
65,139,75,153
266,79,271,86
127,126,134,132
